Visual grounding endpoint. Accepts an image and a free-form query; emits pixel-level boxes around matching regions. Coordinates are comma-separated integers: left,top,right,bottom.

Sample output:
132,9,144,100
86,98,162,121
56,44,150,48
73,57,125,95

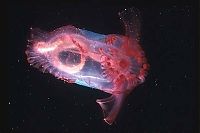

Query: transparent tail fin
96,94,126,125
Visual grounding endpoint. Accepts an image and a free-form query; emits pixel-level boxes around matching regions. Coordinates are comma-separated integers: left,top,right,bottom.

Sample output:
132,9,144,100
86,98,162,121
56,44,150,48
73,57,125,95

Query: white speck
9,102,10,105
159,12,162,15
47,97,50,100
154,79,158,86
17,59,20,63
184,74,187,78
124,8,127,11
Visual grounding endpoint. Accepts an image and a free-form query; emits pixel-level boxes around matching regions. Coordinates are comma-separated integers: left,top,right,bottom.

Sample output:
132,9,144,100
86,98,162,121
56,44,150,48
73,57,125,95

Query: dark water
8,1,198,133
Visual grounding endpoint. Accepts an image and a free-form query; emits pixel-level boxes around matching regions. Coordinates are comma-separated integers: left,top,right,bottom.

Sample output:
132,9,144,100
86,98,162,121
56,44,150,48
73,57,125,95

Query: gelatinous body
26,8,149,125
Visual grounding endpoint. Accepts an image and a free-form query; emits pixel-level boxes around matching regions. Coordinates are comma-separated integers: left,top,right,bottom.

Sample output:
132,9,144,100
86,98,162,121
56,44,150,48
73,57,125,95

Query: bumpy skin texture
26,8,149,125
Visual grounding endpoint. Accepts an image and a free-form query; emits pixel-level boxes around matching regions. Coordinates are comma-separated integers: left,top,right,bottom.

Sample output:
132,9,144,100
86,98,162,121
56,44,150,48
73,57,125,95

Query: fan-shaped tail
96,93,126,125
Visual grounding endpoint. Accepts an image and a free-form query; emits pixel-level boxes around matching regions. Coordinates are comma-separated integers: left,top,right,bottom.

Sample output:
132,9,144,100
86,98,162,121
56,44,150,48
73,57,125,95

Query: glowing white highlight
37,46,57,53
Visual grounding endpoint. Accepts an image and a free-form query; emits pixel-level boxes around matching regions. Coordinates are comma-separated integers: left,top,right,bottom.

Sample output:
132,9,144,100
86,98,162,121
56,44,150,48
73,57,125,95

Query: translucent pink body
26,8,149,125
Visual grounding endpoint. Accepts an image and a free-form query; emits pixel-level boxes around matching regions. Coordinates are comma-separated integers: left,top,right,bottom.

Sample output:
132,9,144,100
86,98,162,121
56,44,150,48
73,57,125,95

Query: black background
8,1,198,133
